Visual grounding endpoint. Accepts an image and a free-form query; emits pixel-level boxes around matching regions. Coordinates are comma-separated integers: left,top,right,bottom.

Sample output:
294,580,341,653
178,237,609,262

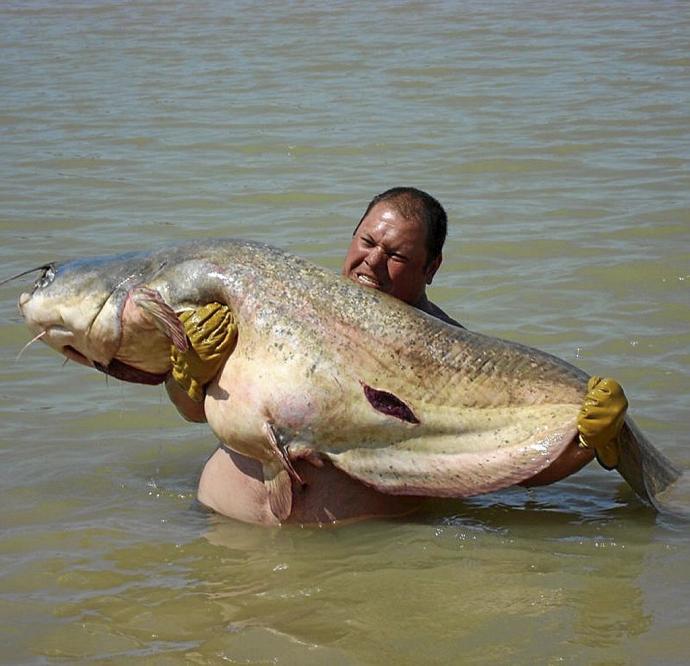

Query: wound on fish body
362,382,420,424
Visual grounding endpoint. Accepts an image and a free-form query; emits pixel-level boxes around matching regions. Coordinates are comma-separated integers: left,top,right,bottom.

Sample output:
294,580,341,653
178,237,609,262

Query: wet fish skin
17,239,680,511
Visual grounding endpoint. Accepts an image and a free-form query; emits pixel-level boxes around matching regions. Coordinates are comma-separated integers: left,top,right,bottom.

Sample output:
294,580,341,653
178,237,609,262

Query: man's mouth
355,273,382,289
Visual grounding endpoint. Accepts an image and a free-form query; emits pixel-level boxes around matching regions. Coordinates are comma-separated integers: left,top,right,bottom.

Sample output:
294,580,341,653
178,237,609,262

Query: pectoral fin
263,421,304,486
131,286,188,352
259,421,305,522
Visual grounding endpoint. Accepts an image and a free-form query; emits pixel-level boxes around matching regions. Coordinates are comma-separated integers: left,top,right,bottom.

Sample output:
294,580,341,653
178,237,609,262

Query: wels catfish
13,239,681,520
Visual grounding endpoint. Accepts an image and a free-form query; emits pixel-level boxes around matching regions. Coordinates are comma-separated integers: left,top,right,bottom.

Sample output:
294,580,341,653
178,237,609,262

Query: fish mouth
21,282,172,386
20,281,164,381
93,358,168,385
62,331,167,386
27,323,104,368
62,344,93,367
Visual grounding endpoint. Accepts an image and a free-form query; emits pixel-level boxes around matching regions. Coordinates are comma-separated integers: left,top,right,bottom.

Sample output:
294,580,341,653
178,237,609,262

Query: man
167,188,627,525
341,187,461,326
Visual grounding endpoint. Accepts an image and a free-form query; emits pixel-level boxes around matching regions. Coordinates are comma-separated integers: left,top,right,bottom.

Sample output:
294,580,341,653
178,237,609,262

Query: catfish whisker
0,264,54,288
16,330,47,361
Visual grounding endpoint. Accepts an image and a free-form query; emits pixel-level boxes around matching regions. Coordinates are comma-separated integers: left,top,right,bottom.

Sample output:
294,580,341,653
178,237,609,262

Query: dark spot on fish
362,383,420,425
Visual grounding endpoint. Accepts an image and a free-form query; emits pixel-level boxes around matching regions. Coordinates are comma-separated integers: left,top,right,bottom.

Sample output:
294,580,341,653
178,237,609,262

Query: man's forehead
377,206,397,223
366,203,423,228
362,205,426,242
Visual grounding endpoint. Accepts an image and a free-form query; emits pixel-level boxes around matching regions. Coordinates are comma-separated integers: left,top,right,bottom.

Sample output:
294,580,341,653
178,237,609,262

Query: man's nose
364,246,386,267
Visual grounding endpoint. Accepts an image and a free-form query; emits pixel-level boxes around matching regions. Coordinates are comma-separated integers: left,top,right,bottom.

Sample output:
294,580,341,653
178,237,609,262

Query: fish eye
34,265,56,291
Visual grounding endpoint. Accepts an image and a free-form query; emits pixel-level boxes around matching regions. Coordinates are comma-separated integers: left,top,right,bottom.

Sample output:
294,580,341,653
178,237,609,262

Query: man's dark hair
354,187,447,265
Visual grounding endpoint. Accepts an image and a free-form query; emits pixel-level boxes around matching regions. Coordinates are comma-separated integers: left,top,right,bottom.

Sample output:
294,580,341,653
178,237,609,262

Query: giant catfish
12,239,681,521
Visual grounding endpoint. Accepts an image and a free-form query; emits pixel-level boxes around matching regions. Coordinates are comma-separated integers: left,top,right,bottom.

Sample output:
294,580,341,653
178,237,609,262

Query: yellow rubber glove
577,376,628,469
170,303,238,403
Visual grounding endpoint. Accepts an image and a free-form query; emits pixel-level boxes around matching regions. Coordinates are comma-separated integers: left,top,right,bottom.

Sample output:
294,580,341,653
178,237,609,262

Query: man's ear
425,253,442,285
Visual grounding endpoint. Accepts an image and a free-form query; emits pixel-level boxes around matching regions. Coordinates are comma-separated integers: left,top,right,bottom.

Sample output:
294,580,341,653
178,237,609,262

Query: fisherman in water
166,187,628,525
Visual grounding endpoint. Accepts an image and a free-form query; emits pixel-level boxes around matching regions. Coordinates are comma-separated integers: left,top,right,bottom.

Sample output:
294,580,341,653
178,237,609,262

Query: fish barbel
15,239,680,519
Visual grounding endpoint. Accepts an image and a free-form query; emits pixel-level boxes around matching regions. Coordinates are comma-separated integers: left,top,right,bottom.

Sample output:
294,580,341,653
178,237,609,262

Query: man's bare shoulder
419,299,465,329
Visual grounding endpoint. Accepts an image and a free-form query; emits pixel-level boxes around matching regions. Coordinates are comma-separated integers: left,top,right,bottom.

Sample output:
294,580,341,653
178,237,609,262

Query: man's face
342,202,441,306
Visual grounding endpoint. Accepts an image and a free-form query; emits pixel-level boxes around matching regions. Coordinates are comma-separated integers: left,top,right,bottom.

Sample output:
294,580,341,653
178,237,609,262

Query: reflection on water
16,493,665,664
1,1,689,664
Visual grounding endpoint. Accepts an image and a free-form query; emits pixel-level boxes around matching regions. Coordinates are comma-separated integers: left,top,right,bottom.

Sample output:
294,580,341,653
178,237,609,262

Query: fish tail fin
617,418,682,510
131,286,188,352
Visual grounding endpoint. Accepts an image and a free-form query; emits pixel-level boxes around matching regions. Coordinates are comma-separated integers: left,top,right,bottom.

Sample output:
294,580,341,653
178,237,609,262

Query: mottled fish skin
18,239,680,506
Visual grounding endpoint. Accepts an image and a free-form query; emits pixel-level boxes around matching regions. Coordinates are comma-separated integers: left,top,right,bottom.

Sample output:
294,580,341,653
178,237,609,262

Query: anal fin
262,461,293,522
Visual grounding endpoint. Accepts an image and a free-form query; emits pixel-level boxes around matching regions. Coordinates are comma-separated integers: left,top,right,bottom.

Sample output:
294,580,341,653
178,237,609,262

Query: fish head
18,253,175,384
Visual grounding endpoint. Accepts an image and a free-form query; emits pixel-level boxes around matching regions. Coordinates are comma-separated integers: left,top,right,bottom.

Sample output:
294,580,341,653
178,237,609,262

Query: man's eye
390,254,408,263
361,237,375,247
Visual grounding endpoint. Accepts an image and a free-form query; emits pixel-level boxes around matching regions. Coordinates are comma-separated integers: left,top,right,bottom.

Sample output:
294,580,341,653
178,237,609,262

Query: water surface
1,1,689,663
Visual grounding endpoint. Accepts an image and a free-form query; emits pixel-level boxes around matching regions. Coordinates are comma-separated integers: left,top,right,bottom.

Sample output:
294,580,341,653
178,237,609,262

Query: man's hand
577,376,628,469
170,303,237,403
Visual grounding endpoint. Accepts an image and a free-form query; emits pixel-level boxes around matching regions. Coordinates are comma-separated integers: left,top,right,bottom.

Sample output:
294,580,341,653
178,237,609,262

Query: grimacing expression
342,202,441,306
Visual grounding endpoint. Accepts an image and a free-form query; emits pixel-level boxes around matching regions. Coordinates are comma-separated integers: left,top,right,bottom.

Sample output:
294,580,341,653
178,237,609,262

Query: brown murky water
1,1,688,663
